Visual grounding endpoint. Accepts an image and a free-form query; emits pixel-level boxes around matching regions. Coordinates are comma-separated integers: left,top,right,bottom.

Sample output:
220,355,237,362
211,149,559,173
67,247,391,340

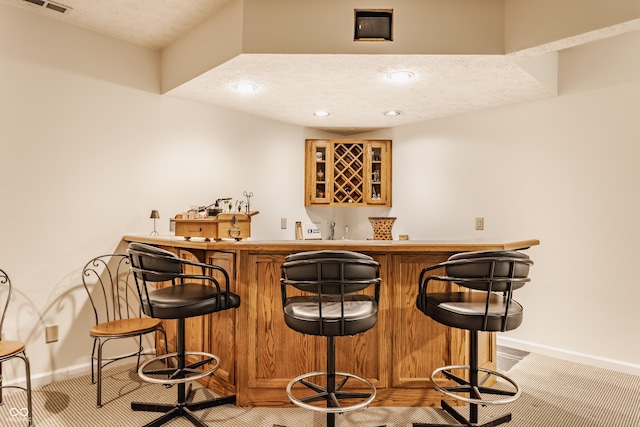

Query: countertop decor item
149,210,160,236
171,211,259,241
368,216,396,240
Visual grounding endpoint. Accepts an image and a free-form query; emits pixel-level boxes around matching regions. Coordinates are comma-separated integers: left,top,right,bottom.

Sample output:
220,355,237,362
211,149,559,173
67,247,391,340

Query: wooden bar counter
122,235,539,408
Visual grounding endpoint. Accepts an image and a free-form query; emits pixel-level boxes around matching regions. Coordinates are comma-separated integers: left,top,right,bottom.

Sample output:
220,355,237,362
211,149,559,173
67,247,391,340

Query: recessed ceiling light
314,110,330,117
232,83,258,93
387,71,414,82
384,110,401,116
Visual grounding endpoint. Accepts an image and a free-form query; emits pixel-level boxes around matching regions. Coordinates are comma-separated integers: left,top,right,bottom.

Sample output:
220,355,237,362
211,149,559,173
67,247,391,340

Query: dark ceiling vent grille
354,9,393,41
22,0,71,14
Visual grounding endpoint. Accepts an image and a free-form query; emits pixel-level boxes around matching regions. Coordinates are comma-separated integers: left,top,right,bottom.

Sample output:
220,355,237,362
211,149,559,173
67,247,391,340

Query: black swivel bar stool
414,250,533,427
127,242,240,427
279,250,381,427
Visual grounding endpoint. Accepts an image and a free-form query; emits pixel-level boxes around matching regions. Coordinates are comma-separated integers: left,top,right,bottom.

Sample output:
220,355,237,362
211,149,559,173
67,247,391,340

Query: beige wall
505,0,640,52
1,3,639,386
161,0,245,92
0,1,160,93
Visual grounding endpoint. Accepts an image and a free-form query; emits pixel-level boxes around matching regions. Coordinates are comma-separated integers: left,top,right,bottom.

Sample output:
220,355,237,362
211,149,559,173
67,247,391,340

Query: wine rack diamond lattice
333,142,363,204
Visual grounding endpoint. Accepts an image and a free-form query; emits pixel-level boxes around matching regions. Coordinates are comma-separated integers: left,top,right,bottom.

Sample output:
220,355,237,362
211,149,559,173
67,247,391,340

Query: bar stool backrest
442,250,532,292
282,250,379,295
281,250,380,337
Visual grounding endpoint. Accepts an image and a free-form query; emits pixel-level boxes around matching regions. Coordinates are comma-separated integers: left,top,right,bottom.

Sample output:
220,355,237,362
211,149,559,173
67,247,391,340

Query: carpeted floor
1,353,639,426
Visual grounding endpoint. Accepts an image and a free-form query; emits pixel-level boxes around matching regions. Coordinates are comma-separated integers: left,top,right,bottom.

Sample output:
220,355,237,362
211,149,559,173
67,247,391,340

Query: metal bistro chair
127,242,240,427
82,254,168,408
414,250,533,427
279,250,381,427
0,269,33,426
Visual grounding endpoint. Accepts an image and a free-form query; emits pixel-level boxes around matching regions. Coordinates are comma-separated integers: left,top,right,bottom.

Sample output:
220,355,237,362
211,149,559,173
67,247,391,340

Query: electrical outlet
475,217,484,231
280,218,287,229
45,325,59,343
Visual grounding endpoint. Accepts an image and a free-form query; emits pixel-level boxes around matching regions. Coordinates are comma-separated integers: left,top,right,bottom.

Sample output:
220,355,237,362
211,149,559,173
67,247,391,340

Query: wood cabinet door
154,246,180,355
321,254,388,390
390,254,495,389
203,250,237,393
238,253,317,405
391,253,452,390
178,249,208,370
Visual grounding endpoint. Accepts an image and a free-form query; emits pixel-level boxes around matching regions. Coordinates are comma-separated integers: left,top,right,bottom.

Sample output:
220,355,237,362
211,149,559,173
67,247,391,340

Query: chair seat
418,292,523,332
145,283,241,319
90,317,163,338
284,295,378,336
0,340,26,359
286,295,376,320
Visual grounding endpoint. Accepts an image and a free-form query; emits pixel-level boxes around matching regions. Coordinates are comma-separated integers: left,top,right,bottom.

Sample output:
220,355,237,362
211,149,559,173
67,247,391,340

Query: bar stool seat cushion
420,291,523,332
143,284,240,319
284,295,377,336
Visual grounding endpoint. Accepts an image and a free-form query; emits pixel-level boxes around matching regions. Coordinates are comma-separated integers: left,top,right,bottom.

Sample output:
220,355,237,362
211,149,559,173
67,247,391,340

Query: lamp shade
150,210,160,219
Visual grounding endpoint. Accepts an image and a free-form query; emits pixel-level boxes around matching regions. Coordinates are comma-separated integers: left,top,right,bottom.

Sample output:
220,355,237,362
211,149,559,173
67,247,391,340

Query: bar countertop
123,235,540,253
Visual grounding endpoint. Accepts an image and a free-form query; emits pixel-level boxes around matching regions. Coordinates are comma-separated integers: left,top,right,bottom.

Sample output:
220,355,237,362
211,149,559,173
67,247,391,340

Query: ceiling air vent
22,0,72,14
354,9,393,41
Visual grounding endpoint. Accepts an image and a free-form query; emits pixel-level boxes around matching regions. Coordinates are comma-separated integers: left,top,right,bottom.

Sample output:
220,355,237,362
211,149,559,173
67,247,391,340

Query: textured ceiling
167,53,552,134
3,0,638,135
2,0,233,50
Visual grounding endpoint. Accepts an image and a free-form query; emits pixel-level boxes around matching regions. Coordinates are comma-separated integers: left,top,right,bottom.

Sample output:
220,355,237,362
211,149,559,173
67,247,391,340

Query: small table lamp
150,210,160,236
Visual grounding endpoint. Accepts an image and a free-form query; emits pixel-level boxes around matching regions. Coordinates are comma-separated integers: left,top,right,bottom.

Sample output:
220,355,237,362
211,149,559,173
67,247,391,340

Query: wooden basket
368,217,396,240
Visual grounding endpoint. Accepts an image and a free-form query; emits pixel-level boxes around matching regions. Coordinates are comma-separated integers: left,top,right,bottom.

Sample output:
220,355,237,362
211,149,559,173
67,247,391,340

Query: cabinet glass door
366,141,390,205
307,141,330,204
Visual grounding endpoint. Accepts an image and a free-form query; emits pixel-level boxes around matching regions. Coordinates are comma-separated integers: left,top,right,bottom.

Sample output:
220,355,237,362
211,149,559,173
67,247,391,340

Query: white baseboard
498,336,640,376
3,349,156,390
31,361,94,388
2,361,93,390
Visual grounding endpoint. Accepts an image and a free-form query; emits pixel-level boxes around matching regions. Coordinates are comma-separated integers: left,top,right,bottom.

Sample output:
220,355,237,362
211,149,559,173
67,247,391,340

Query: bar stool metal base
413,399,512,427
132,387,235,427
132,318,234,427
413,364,519,427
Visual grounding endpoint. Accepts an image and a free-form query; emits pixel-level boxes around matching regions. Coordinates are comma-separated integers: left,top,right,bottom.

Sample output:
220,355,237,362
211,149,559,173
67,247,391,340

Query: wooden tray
171,211,259,241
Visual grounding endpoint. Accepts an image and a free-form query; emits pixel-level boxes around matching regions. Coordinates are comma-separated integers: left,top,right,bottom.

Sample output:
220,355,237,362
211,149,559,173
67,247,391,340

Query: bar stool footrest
286,371,376,414
138,351,220,385
430,365,520,406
